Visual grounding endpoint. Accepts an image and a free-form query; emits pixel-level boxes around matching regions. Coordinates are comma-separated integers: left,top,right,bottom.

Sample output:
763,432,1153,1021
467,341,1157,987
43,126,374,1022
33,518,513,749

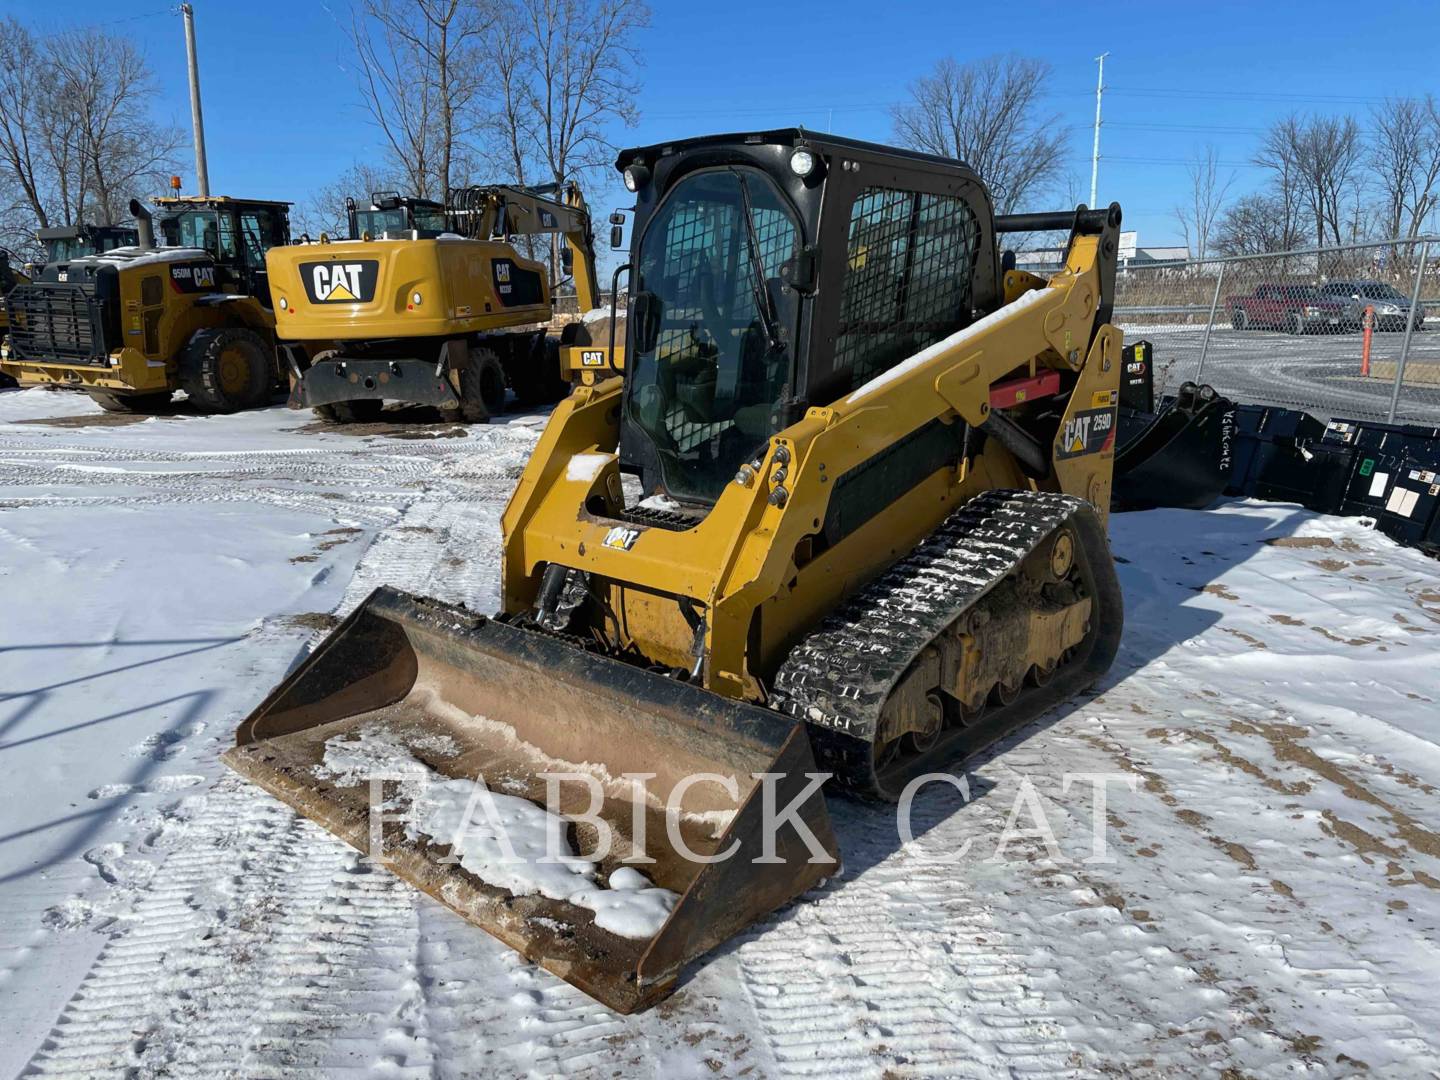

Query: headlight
789,147,818,177
622,164,650,192
1304,306,1321,315
1380,304,1398,314
278,296,288,311
412,291,422,306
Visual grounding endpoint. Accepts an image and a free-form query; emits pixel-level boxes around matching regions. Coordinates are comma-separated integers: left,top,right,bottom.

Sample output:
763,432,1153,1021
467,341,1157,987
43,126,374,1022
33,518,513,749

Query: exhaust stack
129,199,154,250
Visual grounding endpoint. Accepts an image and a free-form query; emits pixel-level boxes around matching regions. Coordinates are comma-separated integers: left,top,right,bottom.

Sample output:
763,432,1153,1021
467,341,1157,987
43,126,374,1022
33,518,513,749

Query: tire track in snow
24,784,317,1077
736,780,1099,1079
1059,698,1440,1075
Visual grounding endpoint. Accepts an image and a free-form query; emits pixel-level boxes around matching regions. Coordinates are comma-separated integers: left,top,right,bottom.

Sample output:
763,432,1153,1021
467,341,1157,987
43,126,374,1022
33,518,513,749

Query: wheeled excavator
226,130,1126,1011
266,182,600,423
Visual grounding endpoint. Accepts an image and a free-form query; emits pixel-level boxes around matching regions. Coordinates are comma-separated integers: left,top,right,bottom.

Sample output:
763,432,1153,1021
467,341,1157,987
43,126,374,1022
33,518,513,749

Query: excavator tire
440,346,506,423
511,334,569,407
772,489,1123,800
313,399,385,424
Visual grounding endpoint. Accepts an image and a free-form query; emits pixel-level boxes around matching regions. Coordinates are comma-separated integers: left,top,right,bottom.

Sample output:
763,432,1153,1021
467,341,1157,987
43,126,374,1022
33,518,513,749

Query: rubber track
771,489,1090,792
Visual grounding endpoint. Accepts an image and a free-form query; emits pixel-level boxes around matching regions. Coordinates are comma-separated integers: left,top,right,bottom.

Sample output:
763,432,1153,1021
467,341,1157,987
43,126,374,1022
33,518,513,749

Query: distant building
1011,233,1189,274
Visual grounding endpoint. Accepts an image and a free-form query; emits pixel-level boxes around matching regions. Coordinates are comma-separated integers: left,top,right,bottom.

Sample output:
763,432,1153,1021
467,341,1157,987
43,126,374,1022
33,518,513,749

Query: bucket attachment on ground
1113,381,1237,511
223,587,839,1013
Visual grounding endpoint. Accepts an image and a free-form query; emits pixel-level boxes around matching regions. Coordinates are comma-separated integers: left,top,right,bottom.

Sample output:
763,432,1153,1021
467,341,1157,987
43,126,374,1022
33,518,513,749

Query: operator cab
615,129,998,505
36,224,140,266
347,192,448,239
155,195,292,306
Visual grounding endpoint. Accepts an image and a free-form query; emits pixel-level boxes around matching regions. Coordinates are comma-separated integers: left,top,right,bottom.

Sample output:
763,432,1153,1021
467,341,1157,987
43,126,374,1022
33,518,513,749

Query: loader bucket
223,587,839,1013
1113,383,1237,512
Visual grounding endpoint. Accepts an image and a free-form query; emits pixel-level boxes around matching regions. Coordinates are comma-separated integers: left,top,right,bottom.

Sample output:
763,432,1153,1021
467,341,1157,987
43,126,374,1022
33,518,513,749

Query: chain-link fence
1109,236,1440,424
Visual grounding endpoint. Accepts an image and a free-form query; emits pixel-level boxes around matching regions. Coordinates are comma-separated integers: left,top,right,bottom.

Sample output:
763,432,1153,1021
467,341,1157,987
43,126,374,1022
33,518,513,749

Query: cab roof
616,128,975,174
153,195,292,209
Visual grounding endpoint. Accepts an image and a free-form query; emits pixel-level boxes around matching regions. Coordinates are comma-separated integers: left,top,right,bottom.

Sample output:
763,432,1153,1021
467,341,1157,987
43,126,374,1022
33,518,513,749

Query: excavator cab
346,192,448,239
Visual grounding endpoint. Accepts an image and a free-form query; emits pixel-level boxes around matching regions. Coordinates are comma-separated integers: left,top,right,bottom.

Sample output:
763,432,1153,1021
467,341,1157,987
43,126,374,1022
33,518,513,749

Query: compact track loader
267,182,600,423
1,195,292,413
227,131,1125,1011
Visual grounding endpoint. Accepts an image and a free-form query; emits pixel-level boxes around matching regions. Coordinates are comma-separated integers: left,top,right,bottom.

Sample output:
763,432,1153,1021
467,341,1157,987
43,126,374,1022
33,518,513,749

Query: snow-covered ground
2,386,1439,1078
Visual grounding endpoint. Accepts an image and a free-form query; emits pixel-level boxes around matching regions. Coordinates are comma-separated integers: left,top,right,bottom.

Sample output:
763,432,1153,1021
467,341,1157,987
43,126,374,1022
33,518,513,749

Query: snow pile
565,451,612,483
313,728,458,787
87,246,211,267
317,730,679,939
636,491,684,512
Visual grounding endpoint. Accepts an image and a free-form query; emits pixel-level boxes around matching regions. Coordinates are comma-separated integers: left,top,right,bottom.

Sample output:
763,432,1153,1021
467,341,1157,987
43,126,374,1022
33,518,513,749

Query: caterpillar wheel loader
266,182,599,424
225,130,1125,1012
0,196,293,414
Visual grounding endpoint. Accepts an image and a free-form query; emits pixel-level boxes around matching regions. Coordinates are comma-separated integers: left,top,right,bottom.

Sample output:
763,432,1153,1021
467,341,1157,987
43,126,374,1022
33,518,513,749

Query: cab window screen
834,187,980,390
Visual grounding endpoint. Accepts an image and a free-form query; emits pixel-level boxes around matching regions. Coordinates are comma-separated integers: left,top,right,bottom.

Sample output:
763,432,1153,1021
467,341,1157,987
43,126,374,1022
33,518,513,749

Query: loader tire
180,327,273,413
313,399,384,424
87,390,173,413
440,347,505,423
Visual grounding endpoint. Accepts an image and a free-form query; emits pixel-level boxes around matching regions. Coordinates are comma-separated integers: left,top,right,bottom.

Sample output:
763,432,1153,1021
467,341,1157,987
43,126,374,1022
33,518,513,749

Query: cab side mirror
609,211,627,251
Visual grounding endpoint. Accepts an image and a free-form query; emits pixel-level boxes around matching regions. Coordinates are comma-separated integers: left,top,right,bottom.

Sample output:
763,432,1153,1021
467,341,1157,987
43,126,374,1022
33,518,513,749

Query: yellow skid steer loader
226,130,1125,1011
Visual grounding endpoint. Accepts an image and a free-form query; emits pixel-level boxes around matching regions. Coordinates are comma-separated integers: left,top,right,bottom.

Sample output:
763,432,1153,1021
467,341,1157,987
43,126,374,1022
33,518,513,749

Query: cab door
237,208,286,308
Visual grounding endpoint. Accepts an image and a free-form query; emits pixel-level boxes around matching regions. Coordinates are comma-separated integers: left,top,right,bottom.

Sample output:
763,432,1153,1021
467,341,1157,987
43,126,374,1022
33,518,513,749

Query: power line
1107,121,1268,136
1107,86,1390,107
38,6,177,33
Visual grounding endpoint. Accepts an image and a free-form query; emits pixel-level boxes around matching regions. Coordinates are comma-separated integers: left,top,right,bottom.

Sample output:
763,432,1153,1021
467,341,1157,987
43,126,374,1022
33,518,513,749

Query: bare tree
1370,95,1440,239
483,0,648,194
1172,145,1234,260
477,0,648,277
1257,113,1363,249
49,30,183,226
1212,192,1294,256
890,54,1067,214
351,0,494,200
0,18,180,253
1252,116,1304,252
293,162,398,239
0,19,55,234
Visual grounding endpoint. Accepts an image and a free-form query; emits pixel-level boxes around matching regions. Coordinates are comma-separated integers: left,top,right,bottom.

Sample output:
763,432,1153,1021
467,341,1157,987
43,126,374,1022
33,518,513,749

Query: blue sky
6,0,1440,248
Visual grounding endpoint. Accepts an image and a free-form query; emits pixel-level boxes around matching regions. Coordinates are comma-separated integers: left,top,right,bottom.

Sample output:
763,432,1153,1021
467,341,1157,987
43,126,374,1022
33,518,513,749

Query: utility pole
1090,52,1108,208
181,3,210,197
